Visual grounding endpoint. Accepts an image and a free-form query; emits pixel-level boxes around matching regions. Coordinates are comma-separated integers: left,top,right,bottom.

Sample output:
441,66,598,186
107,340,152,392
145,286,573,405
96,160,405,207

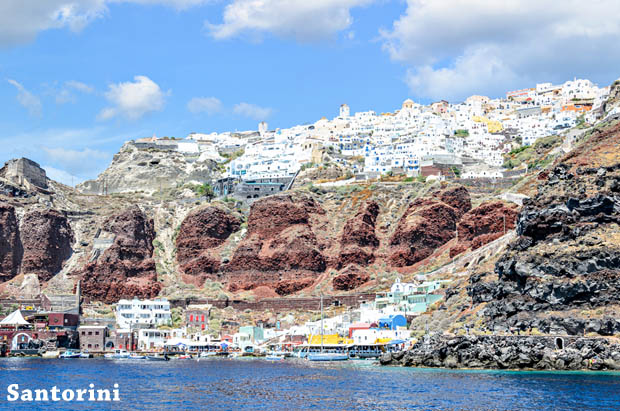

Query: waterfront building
115,298,171,329
78,326,108,352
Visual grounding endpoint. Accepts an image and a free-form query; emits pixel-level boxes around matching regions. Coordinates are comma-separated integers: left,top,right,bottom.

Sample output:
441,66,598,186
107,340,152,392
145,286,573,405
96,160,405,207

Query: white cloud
65,80,95,94
382,0,620,101
233,102,273,120
7,79,42,116
0,1,211,47
207,0,374,42
187,96,222,114
98,75,166,120
53,80,95,104
43,147,110,175
42,165,81,186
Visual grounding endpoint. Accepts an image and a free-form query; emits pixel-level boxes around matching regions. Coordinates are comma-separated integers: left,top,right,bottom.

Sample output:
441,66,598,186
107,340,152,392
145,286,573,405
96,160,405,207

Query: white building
115,298,172,329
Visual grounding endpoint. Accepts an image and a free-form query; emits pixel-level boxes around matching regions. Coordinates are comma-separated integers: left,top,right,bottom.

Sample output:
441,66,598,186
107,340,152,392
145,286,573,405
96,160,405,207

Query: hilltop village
0,76,619,370
79,77,611,197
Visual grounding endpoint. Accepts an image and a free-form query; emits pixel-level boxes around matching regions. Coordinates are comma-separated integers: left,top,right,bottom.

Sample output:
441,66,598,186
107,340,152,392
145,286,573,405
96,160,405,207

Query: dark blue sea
1,358,619,410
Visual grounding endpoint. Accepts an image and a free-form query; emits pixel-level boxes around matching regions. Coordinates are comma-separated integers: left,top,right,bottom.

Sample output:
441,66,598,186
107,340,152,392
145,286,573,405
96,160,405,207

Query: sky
1,0,620,185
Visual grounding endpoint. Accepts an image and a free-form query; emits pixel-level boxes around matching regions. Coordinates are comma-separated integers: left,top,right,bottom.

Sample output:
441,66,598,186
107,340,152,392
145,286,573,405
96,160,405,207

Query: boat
60,350,81,359
129,354,146,360
79,351,93,359
146,355,169,361
176,354,193,360
199,351,218,358
306,294,349,362
41,350,60,359
265,355,285,361
308,353,349,362
104,349,130,359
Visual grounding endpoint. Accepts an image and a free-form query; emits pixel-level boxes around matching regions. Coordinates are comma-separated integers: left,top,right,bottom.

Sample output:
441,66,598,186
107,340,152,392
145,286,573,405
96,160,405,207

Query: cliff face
20,210,74,282
0,203,22,281
468,161,620,336
389,186,471,267
449,201,519,258
335,201,380,269
224,194,328,295
79,206,161,303
176,206,241,286
78,141,217,194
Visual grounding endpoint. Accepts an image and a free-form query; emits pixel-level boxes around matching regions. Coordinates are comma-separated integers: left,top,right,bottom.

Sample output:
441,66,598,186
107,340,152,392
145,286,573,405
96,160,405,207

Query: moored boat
129,354,147,360
79,351,93,359
308,353,349,362
146,355,169,361
265,355,285,361
104,349,130,359
60,350,81,359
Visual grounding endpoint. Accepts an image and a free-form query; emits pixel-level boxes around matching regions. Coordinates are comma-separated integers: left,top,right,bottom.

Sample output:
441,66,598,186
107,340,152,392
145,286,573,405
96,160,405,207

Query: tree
197,183,214,201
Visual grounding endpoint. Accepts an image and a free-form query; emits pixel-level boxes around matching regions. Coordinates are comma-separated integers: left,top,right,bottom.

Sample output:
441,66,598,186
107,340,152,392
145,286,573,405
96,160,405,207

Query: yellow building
472,116,503,133
308,334,353,345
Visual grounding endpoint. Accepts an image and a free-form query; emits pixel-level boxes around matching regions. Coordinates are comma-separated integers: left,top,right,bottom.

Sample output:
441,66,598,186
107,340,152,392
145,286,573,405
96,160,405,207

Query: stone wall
171,293,377,311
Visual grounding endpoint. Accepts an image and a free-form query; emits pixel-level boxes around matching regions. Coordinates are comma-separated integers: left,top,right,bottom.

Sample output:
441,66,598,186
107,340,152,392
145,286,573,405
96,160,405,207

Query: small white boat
79,351,93,359
199,351,218,358
41,350,60,359
265,355,285,361
129,354,146,360
60,350,81,359
146,355,169,361
307,353,349,362
104,349,130,359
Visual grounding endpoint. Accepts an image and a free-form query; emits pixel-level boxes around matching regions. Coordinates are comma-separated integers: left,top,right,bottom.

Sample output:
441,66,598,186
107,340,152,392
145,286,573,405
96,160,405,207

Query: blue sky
1,0,619,185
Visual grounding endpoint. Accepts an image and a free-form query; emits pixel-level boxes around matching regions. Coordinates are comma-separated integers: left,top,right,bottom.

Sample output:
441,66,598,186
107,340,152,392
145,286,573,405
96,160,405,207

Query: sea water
1,358,619,410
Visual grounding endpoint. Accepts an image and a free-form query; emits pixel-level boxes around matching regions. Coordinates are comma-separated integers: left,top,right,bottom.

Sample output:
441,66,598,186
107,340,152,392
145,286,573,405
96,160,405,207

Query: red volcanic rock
449,201,519,258
275,278,315,296
437,186,472,218
176,206,241,284
341,201,380,248
332,266,370,291
20,209,73,282
79,206,161,303
389,192,465,267
225,194,327,293
0,203,22,281
336,201,380,269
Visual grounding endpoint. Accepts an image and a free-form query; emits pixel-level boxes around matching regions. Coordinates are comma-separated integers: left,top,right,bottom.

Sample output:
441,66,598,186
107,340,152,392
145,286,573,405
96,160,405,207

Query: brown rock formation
0,203,22,281
79,206,160,303
389,186,471,267
332,266,370,291
336,201,380,269
176,206,241,286
449,201,519,258
437,185,472,218
224,194,327,294
20,209,73,282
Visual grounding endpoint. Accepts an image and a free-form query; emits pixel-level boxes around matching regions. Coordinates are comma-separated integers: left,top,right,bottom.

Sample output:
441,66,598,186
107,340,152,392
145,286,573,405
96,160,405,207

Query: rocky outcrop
466,162,620,335
449,201,519,257
176,206,241,286
20,210,73,282
437,186,472,218
79,206,160,303
389,186,471,267
0,203,22,281
336,201,379,269
224,194,327,294
78,141,217,194
381,335,620,371
332,266,370,291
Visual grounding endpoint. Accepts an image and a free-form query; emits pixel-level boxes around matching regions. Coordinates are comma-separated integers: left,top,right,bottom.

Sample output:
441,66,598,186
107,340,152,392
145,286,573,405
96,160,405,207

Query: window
88,331,92,336
95,331,99,336
189,315,193,322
